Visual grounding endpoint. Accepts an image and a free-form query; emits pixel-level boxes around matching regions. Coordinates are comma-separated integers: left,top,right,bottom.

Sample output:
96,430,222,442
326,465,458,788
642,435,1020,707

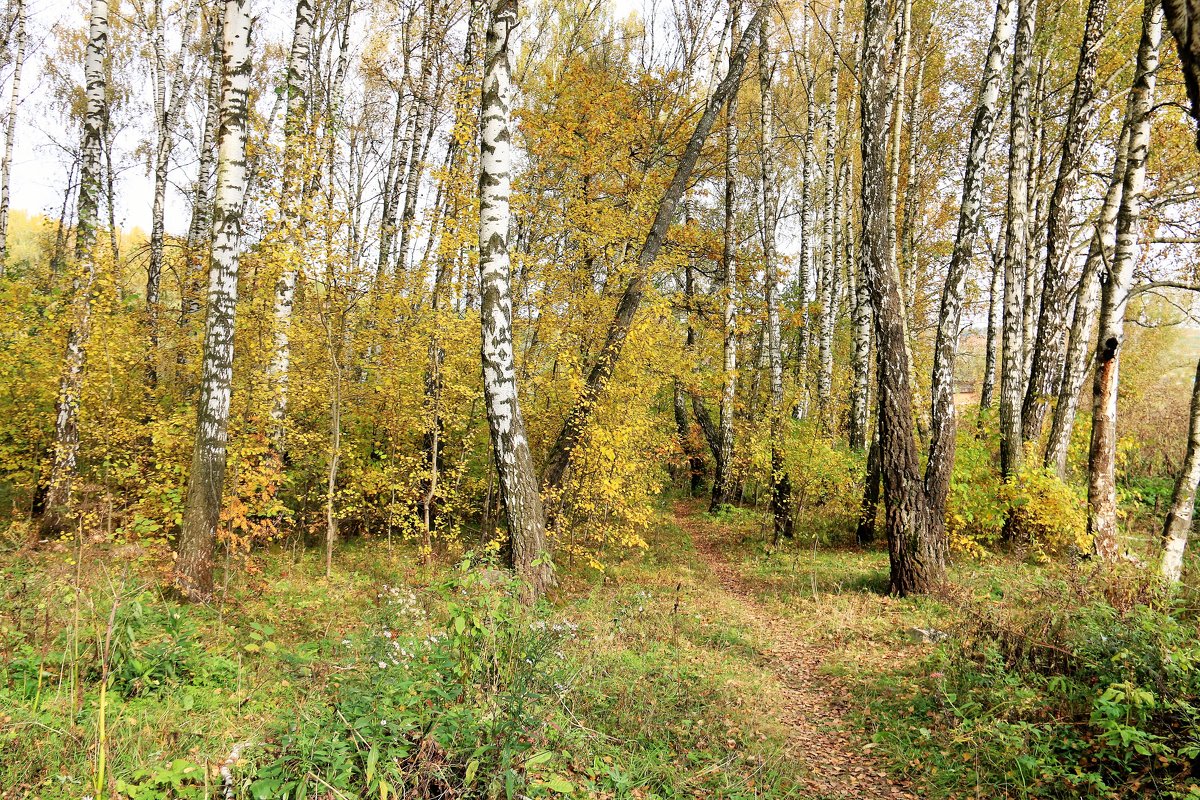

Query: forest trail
675,501,916,800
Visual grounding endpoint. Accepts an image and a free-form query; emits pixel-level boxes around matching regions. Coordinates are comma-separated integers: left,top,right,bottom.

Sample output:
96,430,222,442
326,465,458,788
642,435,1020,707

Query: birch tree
38,0,110,540
999,0,1037,480
478,0,553,601
1088,0,1162,562
540,1,767,496
1044,119,1131,477
1023,0,1109,443
1162,358,1200,584
143,0,199,382
176,0,253,601
859,0,945,596
0,0,25,265
760,9,790,541
268,0,315,448
711,0,739,512
815,0,844,432
925,0,1015,508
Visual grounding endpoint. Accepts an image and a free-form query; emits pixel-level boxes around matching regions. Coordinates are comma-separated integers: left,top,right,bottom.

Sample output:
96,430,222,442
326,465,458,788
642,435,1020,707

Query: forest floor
674,500,916,799
2,497,1067,799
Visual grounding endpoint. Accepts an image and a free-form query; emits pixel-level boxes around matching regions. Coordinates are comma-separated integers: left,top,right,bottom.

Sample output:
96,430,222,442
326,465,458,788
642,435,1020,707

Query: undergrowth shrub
870,574,1200,798
947,420,1088,558
247,564,576,799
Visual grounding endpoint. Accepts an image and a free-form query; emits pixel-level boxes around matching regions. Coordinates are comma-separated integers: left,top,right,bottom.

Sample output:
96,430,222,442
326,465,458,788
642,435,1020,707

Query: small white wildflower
378,661,387,669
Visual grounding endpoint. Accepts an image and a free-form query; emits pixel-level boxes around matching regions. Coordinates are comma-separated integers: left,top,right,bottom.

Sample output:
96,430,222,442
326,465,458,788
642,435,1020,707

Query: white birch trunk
760,10,790,540
479,0,553,601
999,0,1037,479
176,0,253,601
1089,0,1162,561
268,0,314,447
1045,119,1131,477
815,0,843,432
1162,358,1200,583
0,0,25,267
925,0,1015,509
39,0,109,539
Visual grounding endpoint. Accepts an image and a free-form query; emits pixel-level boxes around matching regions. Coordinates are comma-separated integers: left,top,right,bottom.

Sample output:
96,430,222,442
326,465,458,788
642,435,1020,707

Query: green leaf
543,775,574,794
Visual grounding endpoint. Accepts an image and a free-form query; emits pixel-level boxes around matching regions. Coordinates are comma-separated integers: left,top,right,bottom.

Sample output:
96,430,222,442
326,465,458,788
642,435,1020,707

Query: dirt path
676,502,915,800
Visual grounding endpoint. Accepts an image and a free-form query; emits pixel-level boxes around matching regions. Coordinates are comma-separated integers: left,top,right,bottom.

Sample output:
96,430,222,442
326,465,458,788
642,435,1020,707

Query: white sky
8,0,648,236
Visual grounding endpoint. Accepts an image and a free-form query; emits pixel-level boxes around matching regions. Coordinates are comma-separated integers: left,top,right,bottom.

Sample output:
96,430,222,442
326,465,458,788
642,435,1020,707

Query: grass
0,509,805,799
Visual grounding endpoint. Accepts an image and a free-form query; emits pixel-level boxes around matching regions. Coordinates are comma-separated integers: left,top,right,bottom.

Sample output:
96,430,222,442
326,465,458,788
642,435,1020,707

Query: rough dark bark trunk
860,0,945,596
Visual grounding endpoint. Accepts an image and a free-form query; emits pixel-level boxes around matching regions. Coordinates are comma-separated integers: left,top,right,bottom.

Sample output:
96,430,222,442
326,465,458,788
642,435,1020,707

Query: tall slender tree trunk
815,0,844,433
175,0,252,601
760,10,791,541
38,0,109,540
860,0,944,595
794,6,817,420
926,0,1016,511
541,2,766,496
147,0,199,386
1162,358,1200,583
1089,0,1162,562
180,12,222,347
0,0,25,267
1023,0,1109,443
268,0,314,449
397,0,438,282
1045,119,1131,476
479,0,553,601
1000,0,1037,479
980,235,1003,411
711,0,740,512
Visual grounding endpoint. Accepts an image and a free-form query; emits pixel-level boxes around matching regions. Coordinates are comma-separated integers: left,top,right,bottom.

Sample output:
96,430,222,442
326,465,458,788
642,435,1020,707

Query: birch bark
39,0,109,540
176,0,253,600
1089,0,1162,561
479,0,553,601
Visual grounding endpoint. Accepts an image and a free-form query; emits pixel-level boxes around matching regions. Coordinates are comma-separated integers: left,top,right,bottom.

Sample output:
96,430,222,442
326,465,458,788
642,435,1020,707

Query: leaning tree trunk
176,0,253,601
999,0,1037,479
267,0,314,449
1045,118,1131,477
815,0,844,433
711,0,740,512
38,0,109,540
1162,358,1200,583
541,1,767,496
1163,2,1200,152
479,0,553,601
0,0,25,267
1089,0,1162,562
925,0,1016,512
760,10,791,541
1023,0,1109,443
860,0,944,596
